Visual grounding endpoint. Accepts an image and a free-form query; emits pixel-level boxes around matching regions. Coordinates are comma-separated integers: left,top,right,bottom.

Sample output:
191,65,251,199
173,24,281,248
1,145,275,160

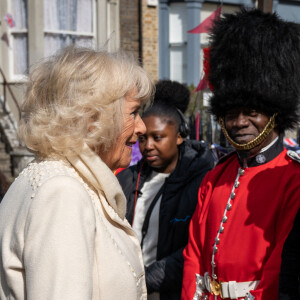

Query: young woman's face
99,89,146,171
138,115,183,174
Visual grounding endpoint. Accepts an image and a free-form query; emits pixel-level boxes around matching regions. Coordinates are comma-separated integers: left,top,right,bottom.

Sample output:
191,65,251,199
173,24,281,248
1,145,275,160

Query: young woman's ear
177,132,184,145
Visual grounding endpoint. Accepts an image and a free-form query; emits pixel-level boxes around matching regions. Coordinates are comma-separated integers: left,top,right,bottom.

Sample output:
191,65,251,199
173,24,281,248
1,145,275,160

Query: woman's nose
145,138,154,150
135,115,146,135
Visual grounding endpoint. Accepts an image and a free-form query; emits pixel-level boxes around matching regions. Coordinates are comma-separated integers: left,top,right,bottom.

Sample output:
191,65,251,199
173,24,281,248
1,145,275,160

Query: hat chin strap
219,113,277,151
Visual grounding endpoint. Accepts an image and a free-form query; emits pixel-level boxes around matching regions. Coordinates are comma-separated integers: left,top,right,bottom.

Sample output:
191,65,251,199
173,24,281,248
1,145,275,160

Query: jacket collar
66,143,127,220
237,137,283,168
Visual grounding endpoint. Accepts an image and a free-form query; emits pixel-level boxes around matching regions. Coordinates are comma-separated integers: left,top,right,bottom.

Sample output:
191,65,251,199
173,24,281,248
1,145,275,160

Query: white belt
194,272,259,299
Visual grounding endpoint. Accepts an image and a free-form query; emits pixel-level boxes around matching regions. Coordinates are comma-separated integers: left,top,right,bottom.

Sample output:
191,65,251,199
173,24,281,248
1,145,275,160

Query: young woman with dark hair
117,80,214,300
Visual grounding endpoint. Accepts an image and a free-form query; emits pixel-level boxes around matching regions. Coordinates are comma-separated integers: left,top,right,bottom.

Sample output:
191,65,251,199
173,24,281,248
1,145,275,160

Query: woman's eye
131,111,138,118
154,136,161,141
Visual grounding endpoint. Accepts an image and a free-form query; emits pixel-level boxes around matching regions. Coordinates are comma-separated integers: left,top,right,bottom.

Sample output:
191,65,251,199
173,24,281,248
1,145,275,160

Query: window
11,0,28,76
169,3,187,83
44,0,95,57
7,0,95,78
2,0,121,82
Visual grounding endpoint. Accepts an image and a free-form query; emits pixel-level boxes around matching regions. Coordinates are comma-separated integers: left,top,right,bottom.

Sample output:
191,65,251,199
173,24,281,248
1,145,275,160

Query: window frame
5,0,98,82
1,0,120,83
7,0,28,81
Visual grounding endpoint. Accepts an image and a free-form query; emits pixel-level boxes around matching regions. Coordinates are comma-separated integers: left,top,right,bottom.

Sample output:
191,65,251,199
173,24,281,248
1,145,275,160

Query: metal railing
0,68,21,120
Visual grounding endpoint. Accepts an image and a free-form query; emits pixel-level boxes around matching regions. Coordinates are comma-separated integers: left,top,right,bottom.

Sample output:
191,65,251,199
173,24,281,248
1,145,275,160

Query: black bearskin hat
208,9,300,133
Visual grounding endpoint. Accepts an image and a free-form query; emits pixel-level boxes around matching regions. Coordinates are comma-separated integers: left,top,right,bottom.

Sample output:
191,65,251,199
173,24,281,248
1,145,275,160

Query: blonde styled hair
18,46,154,157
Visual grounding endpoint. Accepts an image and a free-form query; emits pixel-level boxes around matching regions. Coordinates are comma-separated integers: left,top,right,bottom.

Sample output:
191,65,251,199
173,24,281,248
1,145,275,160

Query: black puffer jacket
117,140,214,300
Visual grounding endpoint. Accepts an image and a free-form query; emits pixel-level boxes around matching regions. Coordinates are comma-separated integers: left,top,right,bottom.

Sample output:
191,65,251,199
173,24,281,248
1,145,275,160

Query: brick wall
119,0,140,59
141,1,158,82
119,0,159,82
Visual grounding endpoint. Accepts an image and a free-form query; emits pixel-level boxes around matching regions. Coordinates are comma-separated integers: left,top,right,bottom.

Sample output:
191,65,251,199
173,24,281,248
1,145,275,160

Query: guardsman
182,8,300,300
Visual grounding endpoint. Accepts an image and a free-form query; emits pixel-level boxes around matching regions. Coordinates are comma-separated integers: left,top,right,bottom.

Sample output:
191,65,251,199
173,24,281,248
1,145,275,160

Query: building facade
159,0,300,86
0,0,121,178
0,0,300,178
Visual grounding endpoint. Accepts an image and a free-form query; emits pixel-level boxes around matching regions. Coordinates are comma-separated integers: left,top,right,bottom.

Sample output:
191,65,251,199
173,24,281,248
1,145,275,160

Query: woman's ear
176,132,184,145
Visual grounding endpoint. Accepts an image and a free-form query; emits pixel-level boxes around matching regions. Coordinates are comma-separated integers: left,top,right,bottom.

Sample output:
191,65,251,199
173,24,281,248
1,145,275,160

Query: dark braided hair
142,80,190,131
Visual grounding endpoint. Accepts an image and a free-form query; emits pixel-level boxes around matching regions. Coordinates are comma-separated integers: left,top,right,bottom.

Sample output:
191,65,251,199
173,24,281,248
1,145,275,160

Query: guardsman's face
224,107,278,154
224,107,269,144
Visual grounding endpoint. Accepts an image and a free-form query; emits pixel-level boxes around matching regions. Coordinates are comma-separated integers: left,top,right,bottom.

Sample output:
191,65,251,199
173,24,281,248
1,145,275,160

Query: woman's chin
117,156,132,170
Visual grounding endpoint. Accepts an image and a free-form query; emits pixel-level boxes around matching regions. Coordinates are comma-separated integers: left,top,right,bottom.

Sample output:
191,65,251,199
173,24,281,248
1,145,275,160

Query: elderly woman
0,46,154,299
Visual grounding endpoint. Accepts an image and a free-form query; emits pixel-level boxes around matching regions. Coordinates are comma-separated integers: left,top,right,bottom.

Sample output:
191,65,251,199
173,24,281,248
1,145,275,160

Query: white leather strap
195,272,259,299
221,280,259,299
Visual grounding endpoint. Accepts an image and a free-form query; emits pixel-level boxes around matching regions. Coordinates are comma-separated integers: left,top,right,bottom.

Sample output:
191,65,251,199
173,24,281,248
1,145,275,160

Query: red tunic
182,149,300,300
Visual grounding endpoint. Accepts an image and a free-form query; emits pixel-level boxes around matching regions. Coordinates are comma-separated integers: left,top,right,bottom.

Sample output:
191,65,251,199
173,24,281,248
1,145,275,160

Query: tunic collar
237,137,283,168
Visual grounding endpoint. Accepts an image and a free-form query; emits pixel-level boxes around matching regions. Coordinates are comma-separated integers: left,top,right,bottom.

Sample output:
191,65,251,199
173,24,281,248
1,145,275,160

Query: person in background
0,46,154,299
117,79,214,300
182,9,300,300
